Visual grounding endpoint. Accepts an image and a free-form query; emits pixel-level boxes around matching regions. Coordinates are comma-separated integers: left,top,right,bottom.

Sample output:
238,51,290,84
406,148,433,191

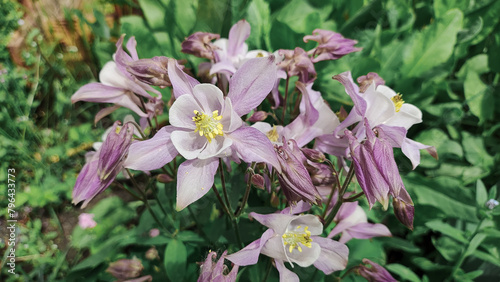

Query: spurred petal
124,126,178,171
227,56,278,116
94,105,121,124
227,19,251,57
176,158,219,210
226,229,274,266
402,138,438,169
227,126,281,172
313,237,349,274
168,58,199,98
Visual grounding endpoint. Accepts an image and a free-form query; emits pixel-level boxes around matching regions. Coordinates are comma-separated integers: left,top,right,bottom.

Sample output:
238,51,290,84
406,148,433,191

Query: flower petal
345,223,392,241
275,260,300,282
175,158,219,210
225,229,274,266
171,130,207,160
168,58,200,98
198,136,233,160
227,19,251,57
312,237,349,274
169,94,199,130
192,84,224,114
227,126,281,172
249,212,294,234
227,56,278,116
124,126,178,171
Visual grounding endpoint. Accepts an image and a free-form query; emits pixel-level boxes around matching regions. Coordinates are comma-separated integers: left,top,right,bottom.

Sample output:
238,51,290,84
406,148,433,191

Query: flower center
192,110,224,142
266,125,279,142
391,94,404,112
282,225,312,253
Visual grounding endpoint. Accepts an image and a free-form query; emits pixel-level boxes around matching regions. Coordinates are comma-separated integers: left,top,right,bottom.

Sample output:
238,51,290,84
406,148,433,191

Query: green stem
219,159,233,214
321,160,341,219
448,218,485,280
212,184,233,219
235,165,255,217
324,163,355,228
231,218,243,248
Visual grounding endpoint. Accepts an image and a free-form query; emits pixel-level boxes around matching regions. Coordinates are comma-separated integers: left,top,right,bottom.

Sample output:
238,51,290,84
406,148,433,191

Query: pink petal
227,19,251,57
168,58,199,98
226,229,274,266
175,158,219,210
313,237,349,274
275,260,300,282
346,222,392,240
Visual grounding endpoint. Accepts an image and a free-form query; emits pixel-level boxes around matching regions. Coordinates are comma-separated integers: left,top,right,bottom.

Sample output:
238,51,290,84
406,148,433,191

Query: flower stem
324,162,355,228
219,159,233,214
235,165,255,217
212,184,233,219
321,159,341,219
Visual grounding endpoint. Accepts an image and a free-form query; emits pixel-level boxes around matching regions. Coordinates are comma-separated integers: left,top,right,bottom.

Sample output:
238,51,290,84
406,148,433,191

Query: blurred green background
1,0,499,281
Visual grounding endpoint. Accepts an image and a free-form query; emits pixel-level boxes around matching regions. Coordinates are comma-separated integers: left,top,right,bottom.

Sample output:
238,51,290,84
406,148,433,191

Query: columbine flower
226,208,348,281
139,56,280,210
357,72,385,93
303,29,361,62
345,119,413,210
72,121,134,208
78,213,97,229
328,201,391,243
357,259,397,282
198,251,238,282
278,48,316,83
125,56,171,88
71,35,161,123
315,71,436,168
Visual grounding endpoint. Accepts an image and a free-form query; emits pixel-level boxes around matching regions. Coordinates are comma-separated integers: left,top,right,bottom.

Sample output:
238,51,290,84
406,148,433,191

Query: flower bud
106,258,143,280
300,148,326,163
307,162,335,187
149,228,160,238
78,213,97,229
181,32,220,60
485,199,499,210
157,174,174,183
357,72,385,93
126,56,171,88
247,111,268,123
251,174,265,190
304,29,361,63
358,259,397,282
393,197,414,230
145,247,159,260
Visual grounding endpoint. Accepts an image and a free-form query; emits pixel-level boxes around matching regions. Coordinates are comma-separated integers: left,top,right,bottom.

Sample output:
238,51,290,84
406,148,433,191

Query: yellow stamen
192,110,224,142
282,226,312,253
391,94,404,112
266,125,279,142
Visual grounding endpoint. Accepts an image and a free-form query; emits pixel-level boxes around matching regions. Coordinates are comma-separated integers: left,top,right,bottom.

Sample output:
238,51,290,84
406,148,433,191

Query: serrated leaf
164,239,187,281
402,9,463,77
425,220,468,243
386,264,421,282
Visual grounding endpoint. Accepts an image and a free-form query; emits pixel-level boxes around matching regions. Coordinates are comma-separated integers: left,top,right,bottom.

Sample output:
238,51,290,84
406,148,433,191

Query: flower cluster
70,19,436,281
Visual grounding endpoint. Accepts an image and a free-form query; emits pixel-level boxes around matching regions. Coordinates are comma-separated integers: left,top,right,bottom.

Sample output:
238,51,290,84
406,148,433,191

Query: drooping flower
278,48,316,83
125,56,171,88
357,259,397,282
181,32,221,60
303,29,361,62
72,121,134,208
71,35,161,123
328,201,391,243
198,250,239,282
345,119,413,210
78,213,97,229
226,207,349,281
393,197,415,230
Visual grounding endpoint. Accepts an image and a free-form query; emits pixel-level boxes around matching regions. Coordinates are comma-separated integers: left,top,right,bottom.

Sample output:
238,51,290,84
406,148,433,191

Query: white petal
169,94,199,130
170,130,207,160
192,84,224,114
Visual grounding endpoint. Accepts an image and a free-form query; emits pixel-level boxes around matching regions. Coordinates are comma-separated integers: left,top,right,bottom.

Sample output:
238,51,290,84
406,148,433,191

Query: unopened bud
106,258,143,280
393,198,414,230
157,174,173,183
247,111,268,123
307,162,335,186
270,192,280,208
181,32,220,60
251,174,265,190
336,106,348,122
127,56,171,88
486,199,499,210
301,148,326,163
358,259,397,282
145,247,159,260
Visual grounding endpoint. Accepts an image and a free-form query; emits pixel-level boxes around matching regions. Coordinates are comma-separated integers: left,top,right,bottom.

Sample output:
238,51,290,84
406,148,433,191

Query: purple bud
357,72,385,93
98,122,134,182
106,258,143,280
275,138,322,205
278,48,316,83
181,32,220,60
393,197,415,230
251,174,265,190
126,56,171,88
157,174,174,183
301,148,326,163
307,162,335,187
304,29,362,63
198,251,238,282
358,259,397,282
247,111,268,123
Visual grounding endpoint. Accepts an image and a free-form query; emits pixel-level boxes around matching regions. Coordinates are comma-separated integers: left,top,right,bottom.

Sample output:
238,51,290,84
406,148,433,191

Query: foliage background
0,0,499,281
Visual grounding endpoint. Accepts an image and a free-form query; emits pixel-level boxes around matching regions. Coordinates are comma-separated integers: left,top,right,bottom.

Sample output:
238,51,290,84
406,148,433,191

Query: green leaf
433,0,469,19
402,9,463,77
425,220,468,243
465,233,487,257
177,231,204,243
432,236,461,261
463,71,494,123
476,180,488,207
174,0,197,36
462,131,494,169
164,239,187,281
120,16,162,58
386,264,421,282
378,237,421,254
275,0,330,34
473,250,500,267
138,0,166,30
468,0,500,45
246,0,271,50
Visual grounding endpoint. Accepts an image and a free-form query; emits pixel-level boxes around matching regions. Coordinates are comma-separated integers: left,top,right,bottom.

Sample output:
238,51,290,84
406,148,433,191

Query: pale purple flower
278,48,316,83
139,57,280,210
345,119,413,210
72,121,134,208
106,258,143,280
125,56,171,88
78,213,97,229
357,72,385,93
181,32,221,60
358,259,397,282
303,29,361,62
198,250,238,282
71,35,161,123
226,207,349,281
328,201,391,243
